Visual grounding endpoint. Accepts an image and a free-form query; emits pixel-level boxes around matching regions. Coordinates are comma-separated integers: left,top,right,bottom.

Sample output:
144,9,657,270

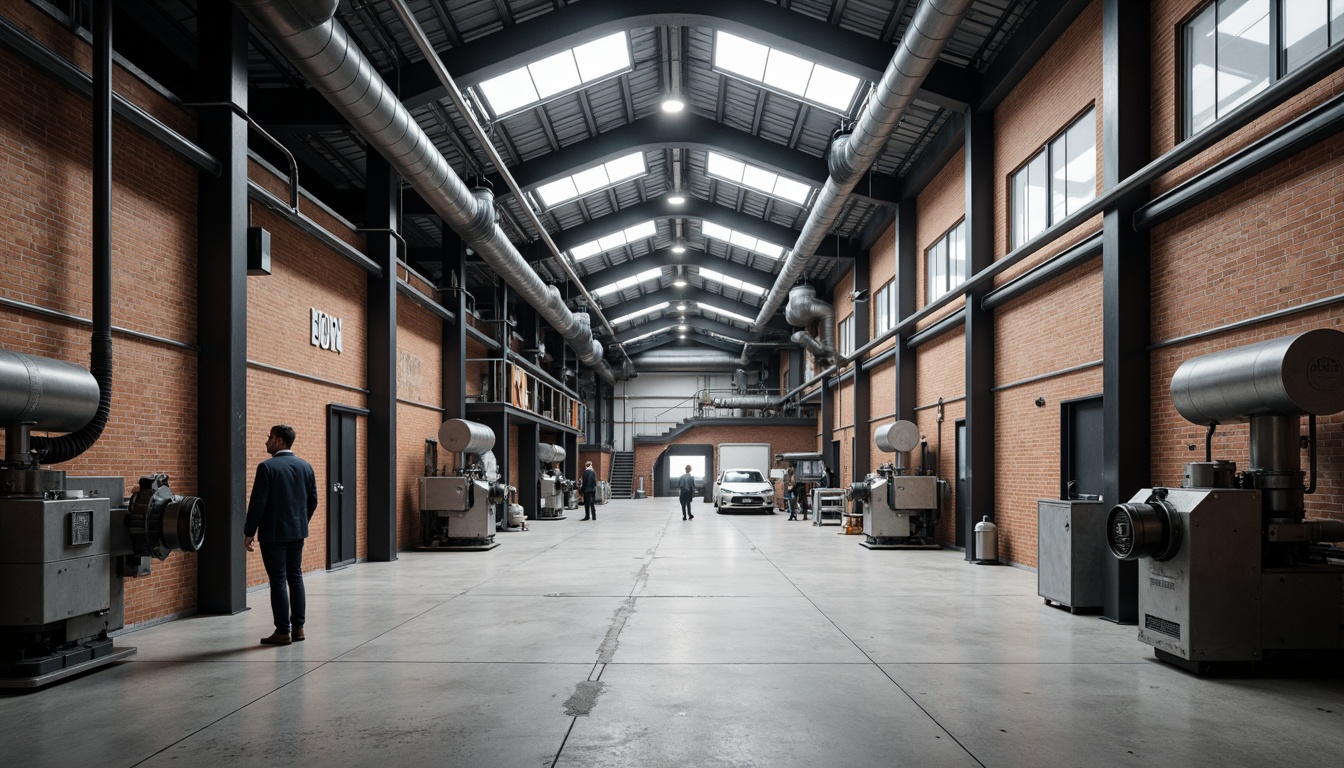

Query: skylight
567,220,658,262
626,325,675,344
698,303,754,325
534,152,647,208
706,152,812,206
714,32,862,113
592,267,663,298
699,221,786,260
699,267,766,296
477,32,632,116
611,302,671,326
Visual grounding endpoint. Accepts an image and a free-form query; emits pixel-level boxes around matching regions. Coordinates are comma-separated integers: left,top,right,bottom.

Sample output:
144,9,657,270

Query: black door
1062,396,1104,500
955,420,967,549
327,405,360,568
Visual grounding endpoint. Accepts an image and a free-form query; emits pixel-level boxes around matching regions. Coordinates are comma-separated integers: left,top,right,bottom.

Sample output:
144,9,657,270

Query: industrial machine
537,443,574,520
847,420,943,549
778,452,825,519
0,350,204,688
1107,329,1344,673
418,419,510,550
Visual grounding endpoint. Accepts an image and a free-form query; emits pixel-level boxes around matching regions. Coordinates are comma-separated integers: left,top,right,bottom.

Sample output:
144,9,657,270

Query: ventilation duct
784,285,835,364
233,0,615,384
711,395,784,409
630,350,751,372
752,0,974,330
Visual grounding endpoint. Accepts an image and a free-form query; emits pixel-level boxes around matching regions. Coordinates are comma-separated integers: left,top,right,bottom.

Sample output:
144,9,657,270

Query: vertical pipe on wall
1100,0,1150,624
365,153,398,561
894,198,918,422
195,3,249,613
853,249,871,480
963,106,995,561
442,224,467,421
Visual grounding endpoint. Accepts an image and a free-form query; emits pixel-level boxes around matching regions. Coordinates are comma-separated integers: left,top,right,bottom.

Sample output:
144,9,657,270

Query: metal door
1062,396,1104,500
955,420,967,549
327,405,360,569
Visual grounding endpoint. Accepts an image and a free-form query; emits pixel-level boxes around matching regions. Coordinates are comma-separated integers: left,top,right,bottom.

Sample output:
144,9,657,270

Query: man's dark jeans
260,540,306,633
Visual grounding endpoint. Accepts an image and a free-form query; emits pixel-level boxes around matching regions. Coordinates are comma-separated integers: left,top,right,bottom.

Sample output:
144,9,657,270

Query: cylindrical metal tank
0,349,101,431
437,419,495,455
1170,328,1344,424
875,420,921,453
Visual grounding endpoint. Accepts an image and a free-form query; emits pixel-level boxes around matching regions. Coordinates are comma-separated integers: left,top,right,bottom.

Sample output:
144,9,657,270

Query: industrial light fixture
679,334,687,340
674,278,688,287
667,194,686,205
671,241,686,253
661,97,685,113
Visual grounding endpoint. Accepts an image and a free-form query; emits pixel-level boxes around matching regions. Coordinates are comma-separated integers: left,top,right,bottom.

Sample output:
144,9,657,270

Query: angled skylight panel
566,220,659,263
699,267,766,296
612,302,671,326
592,268,662,298
699,304,754,325
698,219,786,260
714,32,862,114
705,152,812,206
477,32,632,117
626,325,675,344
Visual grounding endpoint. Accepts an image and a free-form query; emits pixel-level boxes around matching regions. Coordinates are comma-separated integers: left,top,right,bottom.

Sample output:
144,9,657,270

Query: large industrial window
1009,109,1096,249
1184,0,1343,137
838,315,854,357
874,280,896,334
925,221,966,303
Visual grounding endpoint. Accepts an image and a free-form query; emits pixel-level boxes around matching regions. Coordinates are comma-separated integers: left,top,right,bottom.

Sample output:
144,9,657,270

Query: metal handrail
466,357,582,429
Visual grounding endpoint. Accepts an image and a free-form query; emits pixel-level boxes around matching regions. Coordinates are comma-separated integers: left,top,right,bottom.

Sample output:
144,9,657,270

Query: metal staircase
609,452,635,499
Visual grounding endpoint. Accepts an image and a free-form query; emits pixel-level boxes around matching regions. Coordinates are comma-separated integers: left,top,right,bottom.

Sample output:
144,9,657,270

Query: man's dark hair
271,424,296,448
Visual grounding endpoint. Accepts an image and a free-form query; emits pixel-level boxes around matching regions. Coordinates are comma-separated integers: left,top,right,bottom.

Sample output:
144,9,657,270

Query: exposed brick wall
915,146,966,328
633,424,817,498
911,329,965,546
396,294,445,549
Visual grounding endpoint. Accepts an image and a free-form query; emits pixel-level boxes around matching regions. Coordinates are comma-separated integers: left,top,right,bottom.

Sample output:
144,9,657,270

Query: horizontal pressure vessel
1170,329,1344,424
0,349,100,432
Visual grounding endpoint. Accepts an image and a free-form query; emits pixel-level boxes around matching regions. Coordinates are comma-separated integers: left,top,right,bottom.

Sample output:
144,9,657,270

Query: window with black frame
838,315,854,357
1184,0,1343,138
925,220,966,304
1009,108,1096,250
874,280,896,335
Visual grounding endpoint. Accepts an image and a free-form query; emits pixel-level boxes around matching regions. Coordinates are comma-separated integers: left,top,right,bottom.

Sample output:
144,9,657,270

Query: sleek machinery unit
847,420,943,549
536,443,573,520
0,350,204,688
1106,329,1344,673
418,419,510,550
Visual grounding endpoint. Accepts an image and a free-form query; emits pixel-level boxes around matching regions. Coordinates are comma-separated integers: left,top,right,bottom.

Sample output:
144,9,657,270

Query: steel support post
365,153,398,561
1100,0,1150,623
443,224,467,421
852,249,871,480
196,3,249,613
894,198,917,421
963,106,995,561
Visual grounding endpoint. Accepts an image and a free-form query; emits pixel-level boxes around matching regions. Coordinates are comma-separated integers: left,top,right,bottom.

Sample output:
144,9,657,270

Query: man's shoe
581,516,590,521
689,514,694,519
292,627,305,642
261,632,292,646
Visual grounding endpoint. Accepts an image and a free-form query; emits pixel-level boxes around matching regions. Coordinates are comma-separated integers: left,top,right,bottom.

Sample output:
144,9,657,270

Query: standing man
244,424,319,646
580,461,599,521
677,464,696,521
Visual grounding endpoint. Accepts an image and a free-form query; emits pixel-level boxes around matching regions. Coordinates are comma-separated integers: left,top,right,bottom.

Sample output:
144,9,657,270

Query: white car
712,468,774,513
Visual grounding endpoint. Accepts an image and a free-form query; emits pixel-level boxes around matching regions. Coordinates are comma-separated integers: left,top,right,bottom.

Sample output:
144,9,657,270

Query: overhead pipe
784,284,835,364
233,0,617,384
31,1,113,463
629,350,751,372
385,0,631,381
752,0,974,331
712,395,783,409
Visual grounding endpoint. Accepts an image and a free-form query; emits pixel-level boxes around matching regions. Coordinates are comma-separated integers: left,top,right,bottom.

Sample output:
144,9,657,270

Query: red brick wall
0,3,203,624
915,146,966,327
396,293,445,549
912,329,965,546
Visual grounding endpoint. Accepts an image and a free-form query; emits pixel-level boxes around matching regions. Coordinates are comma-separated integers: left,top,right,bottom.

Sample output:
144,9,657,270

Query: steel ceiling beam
618,314,761,345
393,0,976,112
577,247,776,287
600,287,791,332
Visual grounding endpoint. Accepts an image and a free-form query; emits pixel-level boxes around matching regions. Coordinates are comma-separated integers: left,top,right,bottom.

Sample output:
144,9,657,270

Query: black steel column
365,153,398,561
518,422,539,519
894,199,918,421
563,432,578,485
963,106,996,561
195,3,248,614
1101,0,1150,623
852,249,871,480
820,378,834,474
442,224,467,421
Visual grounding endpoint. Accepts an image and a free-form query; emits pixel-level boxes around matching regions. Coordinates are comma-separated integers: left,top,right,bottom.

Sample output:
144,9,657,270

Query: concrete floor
4,496,1343,767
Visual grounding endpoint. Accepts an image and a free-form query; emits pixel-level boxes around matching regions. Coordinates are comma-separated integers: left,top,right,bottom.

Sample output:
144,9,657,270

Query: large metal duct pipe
784,285,835,364
752,0,974,330
712,395,783,409
631,350,755,372
233,0,616,384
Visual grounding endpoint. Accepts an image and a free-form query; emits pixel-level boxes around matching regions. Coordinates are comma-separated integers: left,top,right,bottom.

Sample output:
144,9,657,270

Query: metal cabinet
1037,499,1106,612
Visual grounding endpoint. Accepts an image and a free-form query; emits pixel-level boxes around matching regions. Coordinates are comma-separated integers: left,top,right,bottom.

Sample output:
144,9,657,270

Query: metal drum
437,419,495,455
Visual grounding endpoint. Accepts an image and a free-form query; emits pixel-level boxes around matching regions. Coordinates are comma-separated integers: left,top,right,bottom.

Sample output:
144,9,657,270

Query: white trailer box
717,443,771,477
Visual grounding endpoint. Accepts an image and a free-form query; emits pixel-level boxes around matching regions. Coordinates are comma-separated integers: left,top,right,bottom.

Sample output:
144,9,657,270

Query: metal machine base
415,538,500,551
0,645,136,689
1043,598,1101,615
860,538,941,550
532,512,567,521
